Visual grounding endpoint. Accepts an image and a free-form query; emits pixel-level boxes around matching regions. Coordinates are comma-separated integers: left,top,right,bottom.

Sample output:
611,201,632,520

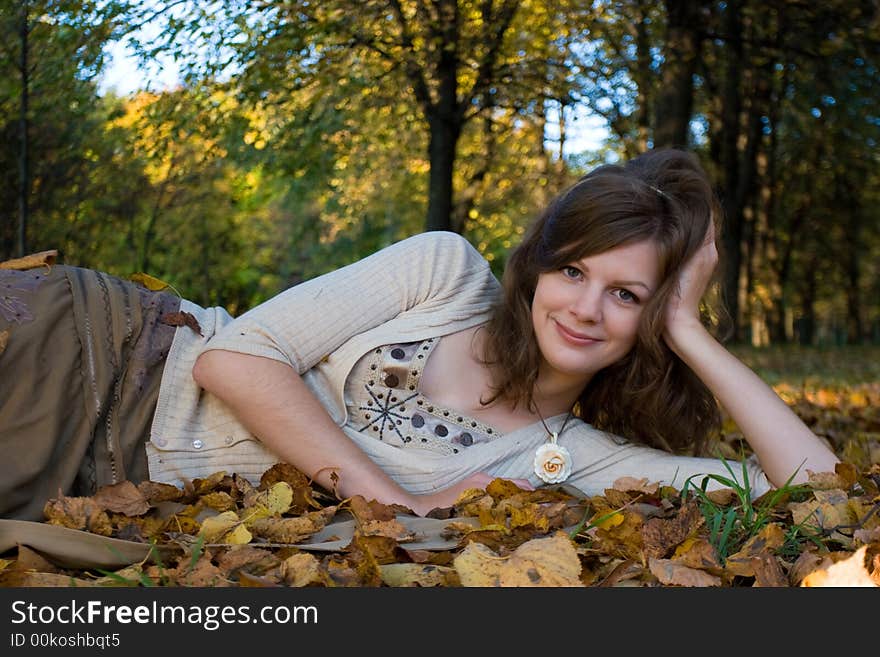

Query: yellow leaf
266,482,294,515
130,272,182,298
199,511,252,544
596,511,625,530
497,532,583,587
241,482,295,526
380,563,458,587
453,542,504,586
649,558,722,587
454,532,583,587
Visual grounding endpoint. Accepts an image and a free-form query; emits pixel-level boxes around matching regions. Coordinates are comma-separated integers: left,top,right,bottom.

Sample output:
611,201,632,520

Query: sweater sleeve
558,424,774,500
201,231,496,373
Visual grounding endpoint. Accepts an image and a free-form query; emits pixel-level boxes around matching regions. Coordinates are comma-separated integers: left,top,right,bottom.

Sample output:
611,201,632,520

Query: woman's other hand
663,219,718,351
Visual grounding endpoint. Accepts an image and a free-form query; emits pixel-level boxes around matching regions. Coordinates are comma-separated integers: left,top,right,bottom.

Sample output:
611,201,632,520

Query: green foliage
0,0,876,331
681,453,819,563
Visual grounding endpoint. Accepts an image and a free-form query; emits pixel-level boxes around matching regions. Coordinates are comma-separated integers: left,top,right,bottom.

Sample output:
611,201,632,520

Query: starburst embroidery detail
358,385,418,442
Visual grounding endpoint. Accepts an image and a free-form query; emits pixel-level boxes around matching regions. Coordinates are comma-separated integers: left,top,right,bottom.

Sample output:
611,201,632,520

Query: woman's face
531,239,661,393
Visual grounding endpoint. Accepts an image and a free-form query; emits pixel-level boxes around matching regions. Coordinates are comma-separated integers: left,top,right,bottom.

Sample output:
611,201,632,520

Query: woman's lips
554,319,602,345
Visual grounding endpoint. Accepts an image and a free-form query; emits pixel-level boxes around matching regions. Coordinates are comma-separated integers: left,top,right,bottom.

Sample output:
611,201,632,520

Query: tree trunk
797,257,818,346
718,0,744,340
18,1,30,257
633,1,652,152
423,0,461,233
654,0,704,148
840,179,864,343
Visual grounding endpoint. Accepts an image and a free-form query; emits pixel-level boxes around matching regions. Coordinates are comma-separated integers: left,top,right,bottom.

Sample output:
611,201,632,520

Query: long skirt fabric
0,264,179,521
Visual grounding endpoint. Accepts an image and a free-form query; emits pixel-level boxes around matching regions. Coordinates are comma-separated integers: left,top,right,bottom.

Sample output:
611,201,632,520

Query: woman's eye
615,288,639,303
561,266,581,279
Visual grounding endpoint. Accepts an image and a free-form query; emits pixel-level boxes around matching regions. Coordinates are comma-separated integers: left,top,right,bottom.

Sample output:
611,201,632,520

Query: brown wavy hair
481,148,722,455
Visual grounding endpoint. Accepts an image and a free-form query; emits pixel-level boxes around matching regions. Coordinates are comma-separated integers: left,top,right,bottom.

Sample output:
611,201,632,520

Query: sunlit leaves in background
0,1,877,336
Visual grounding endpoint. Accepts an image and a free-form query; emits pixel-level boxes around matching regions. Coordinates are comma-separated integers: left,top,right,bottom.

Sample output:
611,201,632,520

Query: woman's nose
569,286,603,323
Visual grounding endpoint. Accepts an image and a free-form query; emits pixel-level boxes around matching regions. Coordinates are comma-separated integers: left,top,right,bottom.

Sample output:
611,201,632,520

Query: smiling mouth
553,320,603,344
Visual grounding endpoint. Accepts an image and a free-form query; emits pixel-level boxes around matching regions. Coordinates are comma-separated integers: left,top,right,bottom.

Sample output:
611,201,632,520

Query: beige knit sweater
146,231,771,498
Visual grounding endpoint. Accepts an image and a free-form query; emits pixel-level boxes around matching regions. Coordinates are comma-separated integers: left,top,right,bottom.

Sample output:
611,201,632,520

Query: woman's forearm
192,349,422,509
665,322,839,487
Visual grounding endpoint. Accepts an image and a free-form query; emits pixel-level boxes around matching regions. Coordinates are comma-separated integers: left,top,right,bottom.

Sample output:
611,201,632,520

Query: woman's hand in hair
663,219,718,353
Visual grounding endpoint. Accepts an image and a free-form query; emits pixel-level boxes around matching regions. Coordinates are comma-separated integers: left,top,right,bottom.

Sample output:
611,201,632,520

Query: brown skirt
0,264,180,521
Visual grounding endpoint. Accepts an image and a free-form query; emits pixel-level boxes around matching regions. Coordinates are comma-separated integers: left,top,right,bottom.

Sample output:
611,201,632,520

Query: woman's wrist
663,316,709,357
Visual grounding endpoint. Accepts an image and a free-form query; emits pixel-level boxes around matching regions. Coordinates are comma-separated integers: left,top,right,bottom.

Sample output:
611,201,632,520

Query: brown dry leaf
347,534,403,565
801,545,880,587
507,503,551,532
323,554,378,587
854,527,880,545
259,463,322,512
191,470,229,496
749,551,789,587
171,552,232,587
43,495,113,536
789,488,856,544
250,507,336,543
345,534,387,587
92,564,148,586
603,488,638,509
348,494,396,522
92,480,151,517
380,563,458,587
280,553,327,587
789,546,832,586
724,523,786,575
834,462,860,489
485,477,531,500
138,480,184,505
357,518,417,542
672,538,724,572
238,572,283,587
705,488,737,506
612,477,660,495
162,512,201,536
640,500,704,560
0,571,99,587
596,559,647,587
0,329,8,355
216,546,281,578
648,558,722,587
13,545,60,574
455,489,496,516
199,491,238,513
160,311,203,336
0,249,58,271
592,509,645,561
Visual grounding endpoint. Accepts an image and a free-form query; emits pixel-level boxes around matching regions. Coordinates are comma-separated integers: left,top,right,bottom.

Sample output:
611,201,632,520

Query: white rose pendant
533,432,572,484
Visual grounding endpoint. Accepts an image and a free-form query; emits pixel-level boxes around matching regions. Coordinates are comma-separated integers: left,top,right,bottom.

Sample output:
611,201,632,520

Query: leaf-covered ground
1,346,878,588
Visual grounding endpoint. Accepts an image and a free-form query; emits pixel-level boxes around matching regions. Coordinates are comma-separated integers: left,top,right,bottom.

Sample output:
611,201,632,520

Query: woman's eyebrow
613,279,653,292
575,261,654,293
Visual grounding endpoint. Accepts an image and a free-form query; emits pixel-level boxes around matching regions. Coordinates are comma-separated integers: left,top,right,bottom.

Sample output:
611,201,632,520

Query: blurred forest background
2,0,878,347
